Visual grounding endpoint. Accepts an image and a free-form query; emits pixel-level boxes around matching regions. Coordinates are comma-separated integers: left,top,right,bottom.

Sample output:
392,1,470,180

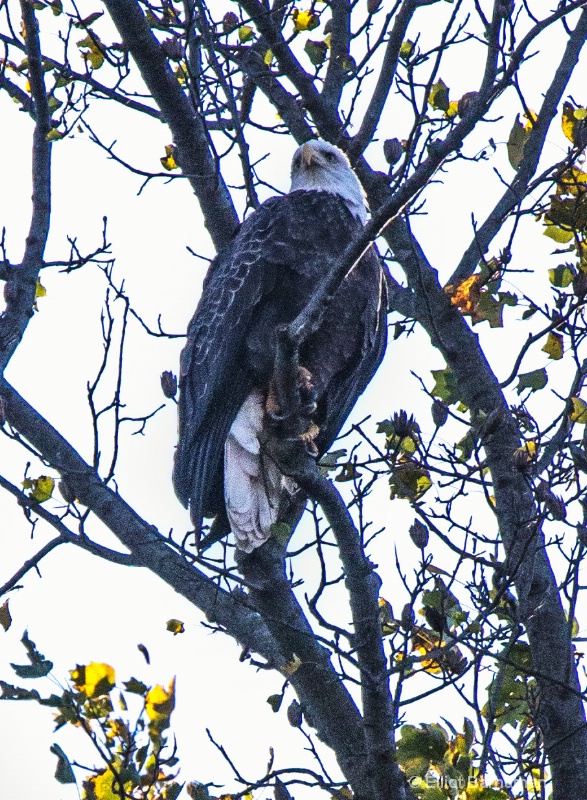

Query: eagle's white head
289,139,367,223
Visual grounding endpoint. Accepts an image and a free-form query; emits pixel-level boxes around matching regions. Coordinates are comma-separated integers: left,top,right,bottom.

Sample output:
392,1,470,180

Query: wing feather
173,190,388,537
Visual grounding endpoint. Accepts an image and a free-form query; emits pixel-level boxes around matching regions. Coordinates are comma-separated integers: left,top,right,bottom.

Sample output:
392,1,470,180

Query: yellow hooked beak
301,142,319,168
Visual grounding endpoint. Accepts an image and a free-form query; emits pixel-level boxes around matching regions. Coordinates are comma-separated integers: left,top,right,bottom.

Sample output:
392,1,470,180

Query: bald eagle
173,140,387,552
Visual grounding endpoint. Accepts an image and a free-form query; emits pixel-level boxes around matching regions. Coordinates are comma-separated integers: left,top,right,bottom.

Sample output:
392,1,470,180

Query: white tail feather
224,390,288,552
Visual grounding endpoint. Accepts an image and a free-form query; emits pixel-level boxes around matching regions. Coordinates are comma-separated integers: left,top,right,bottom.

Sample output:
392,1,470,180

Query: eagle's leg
266,366,317,418
266,366,319,455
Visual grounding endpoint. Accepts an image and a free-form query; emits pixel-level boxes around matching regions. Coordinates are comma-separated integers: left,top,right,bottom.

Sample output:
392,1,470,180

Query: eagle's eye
324,151,337,163
293,153,302,168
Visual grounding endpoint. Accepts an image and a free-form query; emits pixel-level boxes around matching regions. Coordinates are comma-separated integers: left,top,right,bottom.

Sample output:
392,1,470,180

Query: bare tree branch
449,8,587,286
102,0,239,249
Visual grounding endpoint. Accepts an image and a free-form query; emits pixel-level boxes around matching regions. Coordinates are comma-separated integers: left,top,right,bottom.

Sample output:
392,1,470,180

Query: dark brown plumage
173,142,387,551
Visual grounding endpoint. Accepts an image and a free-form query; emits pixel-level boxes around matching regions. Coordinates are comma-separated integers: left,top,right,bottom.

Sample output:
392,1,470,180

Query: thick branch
0,2,52,374
0,378,377,796
102,0,239,250
392,219,587,800
321,0,351,111
233,45,315,142
238,540,376,799
238,0,344,139
0,379,283,665
349,0,436,160
266,360,406,798
291,462,410,800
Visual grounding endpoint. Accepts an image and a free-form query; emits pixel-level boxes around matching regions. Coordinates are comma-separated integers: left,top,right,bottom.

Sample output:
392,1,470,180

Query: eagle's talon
266,366,318,421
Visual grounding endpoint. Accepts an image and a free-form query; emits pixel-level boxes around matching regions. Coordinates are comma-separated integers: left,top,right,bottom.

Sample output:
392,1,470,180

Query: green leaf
541,332,563,360
335,462,361,482
50,744,75,784
456,430,476,462
389,463,432,501
74,11,103,28
0,680,41,700
166,783,183,800
463,718,474,751
507,114,529,170
187,784,211,800
267,693,283,712
548,264,576,287
0,600,11,632
46,127,63,141
431,367,460,405
516,368,548,395
123,677,148,695
319,448,347,470
473,291,517,328
10,632,53,678
304,39,328,66
396,723,449,777
166,619,185,635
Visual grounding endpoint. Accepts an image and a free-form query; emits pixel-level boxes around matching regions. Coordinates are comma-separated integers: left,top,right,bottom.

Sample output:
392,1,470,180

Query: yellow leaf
541,331,563,360
562,101,587,144
543,224,574,243
523,109,538,131
263,48,273,65
84,769,132,800
445,100,459,119
399,40,414,60
428,78,449,111
145,678,176,733
22,475,55,502
548,265,575,287
570,397,587,424
166,618,185,635
379,598,397,636
35,279,46,299
280,654,302,676
513,440,538,465
85,50,104,69
46,128,63,141
557,168,587,197
160,144,178,171
445,274,482,315
389,463,432,501
77,33,105,70
238,25,253,43
423,564,451,577
292,9,320,32
71,662,115,698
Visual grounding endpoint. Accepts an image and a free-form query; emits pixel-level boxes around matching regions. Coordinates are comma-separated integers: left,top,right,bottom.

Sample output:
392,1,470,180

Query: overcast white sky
1,2,586,798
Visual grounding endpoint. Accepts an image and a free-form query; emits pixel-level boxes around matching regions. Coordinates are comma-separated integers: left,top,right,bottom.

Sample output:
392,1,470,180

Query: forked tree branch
0,377,381,798
449,7,587,285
